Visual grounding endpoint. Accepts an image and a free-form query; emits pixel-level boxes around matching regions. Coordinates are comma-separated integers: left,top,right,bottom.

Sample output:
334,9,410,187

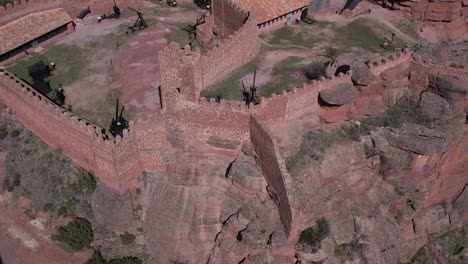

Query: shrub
303,61,326,80
76,168,97,193
109,256,143,264
324,46,340,63
58,199,76,217
298,218,330,253
120,231,136,245
9,129,20,138
0,126,8,140
88,250,106,264
449,63,464,69
55,217,94,251
334,239,368,263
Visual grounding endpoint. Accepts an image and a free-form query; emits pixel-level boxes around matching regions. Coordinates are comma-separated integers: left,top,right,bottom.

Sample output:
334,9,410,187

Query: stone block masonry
0,69,167,192
250,114,295,235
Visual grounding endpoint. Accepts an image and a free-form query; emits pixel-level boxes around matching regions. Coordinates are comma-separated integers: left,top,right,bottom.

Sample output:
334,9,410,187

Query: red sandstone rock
420,91,454,119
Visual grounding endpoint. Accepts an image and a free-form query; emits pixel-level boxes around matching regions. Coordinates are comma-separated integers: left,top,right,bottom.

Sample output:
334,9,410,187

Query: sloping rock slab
207,136,241,149
92,183,134,232
420,91,454,119
385,124,463,155
320,83,360,105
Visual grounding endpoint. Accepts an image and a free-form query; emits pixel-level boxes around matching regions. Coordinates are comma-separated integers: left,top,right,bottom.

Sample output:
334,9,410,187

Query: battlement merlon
368,48,412,76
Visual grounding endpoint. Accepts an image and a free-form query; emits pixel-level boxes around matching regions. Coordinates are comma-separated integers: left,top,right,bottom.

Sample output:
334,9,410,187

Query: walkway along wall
0,69,167,192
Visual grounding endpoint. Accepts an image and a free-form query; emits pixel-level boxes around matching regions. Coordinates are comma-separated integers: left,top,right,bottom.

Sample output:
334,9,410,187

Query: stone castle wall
0,0,144,25
0,68,166,192
212,0,249,38
250,114,295,235
160,15,259,102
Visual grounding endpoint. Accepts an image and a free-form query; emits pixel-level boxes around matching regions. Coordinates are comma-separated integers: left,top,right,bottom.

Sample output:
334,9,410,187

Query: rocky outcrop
420,91,454,119
385,124,463,155
379,0,467,42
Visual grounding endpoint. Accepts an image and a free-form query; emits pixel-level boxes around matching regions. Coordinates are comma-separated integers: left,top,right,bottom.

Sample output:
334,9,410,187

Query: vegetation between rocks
286,97,432,171
297,218,330,253
55,217,94,251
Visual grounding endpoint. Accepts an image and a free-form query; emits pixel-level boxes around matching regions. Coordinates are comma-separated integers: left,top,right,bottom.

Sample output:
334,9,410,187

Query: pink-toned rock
353,94,387,116
420,91,454,119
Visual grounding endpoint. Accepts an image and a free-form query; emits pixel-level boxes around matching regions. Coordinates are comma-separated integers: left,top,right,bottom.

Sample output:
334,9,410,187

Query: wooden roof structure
0,8,72,55
230,0,309,24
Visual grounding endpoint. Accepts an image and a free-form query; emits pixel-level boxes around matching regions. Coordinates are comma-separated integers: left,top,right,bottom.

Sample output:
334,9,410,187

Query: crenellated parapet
201,13,260,87
252,71,353,122
367,48,412,76
0,67,166,192
159,15,259,104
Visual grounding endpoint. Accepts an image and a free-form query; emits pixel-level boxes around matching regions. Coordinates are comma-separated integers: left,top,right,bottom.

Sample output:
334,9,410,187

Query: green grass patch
262,26,318,49
201,58,260,100
6,44,87,93
260,56,308,98
334,19,403,53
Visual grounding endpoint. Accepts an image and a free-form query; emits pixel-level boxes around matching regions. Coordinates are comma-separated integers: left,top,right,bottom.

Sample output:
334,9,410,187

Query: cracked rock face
384,124,463,155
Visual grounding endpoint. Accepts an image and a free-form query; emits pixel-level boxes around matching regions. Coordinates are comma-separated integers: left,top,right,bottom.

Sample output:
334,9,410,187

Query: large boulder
320,83,360,105
351,66,375,86
420,91,454,119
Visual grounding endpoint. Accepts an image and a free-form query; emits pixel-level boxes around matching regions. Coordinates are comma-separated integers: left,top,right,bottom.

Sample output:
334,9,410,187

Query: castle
0,0,466,237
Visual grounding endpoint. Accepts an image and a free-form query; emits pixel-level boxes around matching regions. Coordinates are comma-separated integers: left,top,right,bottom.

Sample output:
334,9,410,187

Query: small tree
324,46,339,63
88,250,106,264
120,231,136,245
303,61,326,80
55,217,94,251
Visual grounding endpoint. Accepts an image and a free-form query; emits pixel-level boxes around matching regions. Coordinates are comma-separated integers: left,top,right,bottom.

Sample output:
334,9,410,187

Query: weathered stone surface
207,136,240,149
308,0,330,14
227,156,266,190
385,124,463,155
429,73,467,115
320,83,360,105
352,66,375,86
420,91,454,119
92,183,134,232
